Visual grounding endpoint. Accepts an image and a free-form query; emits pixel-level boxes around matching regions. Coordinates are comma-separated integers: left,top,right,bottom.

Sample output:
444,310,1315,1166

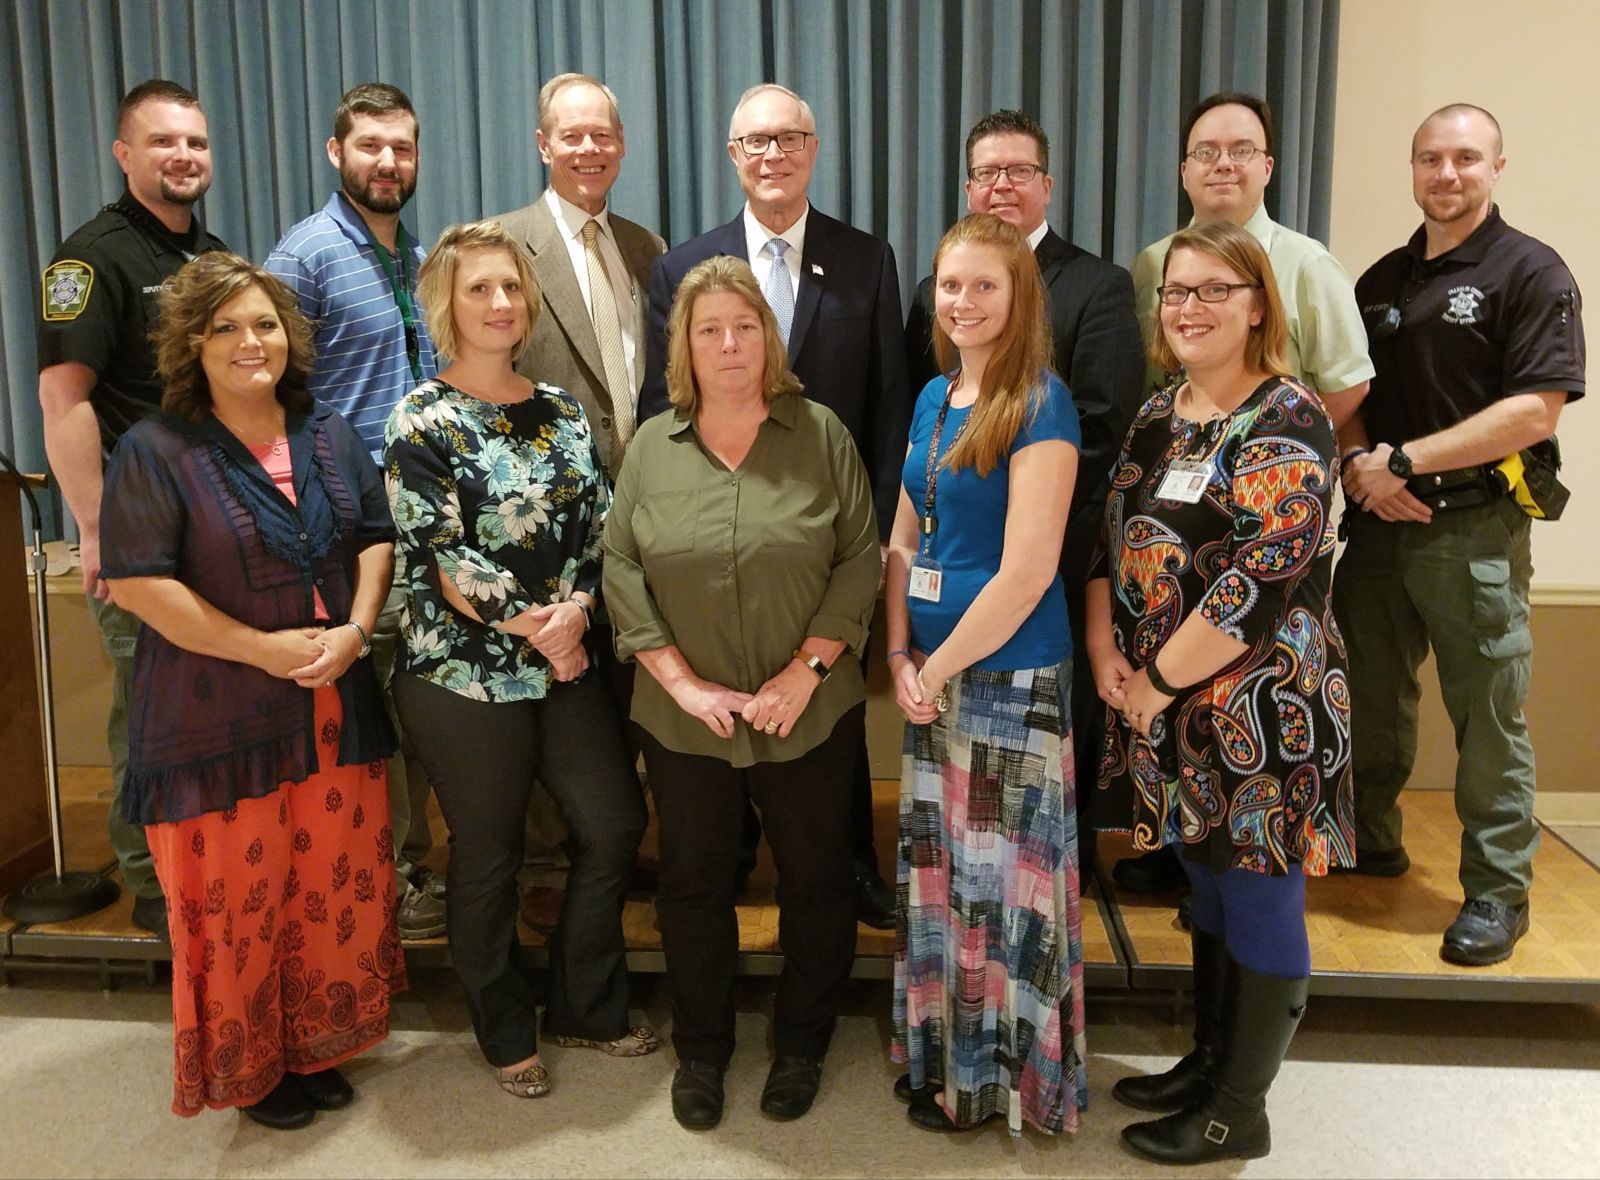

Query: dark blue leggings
1180,857,1311,978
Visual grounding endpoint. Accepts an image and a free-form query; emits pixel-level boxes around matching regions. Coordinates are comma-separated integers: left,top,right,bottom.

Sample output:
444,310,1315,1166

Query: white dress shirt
544,187,638,379
742,203,809,302
1026,220,1049,251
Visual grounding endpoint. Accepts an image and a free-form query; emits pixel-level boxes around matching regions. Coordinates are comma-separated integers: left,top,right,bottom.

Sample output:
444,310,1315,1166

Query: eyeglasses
732,130,812,156
1156,282,1260,306
967,163,1043,186
1185,142,1263,166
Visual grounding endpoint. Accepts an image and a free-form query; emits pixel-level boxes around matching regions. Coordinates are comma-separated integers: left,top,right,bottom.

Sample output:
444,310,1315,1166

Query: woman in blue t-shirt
884,213,1086,1136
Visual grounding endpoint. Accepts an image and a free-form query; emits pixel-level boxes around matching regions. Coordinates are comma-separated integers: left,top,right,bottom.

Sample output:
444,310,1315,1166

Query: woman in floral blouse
385,221,652,1100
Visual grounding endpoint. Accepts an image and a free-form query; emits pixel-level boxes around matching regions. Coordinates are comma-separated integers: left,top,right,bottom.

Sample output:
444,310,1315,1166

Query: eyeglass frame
731,130,814,157
966,163,1044,186
1183,142,1266,167
1155,282,1261,306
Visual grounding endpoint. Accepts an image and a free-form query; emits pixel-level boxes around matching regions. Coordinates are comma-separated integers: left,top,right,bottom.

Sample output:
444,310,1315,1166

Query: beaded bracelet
886,648,912,663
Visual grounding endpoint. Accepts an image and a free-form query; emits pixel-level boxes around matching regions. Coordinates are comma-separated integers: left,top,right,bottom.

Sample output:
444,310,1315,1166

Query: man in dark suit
641,83,910,929
490,73,666,934
905,109,1145,847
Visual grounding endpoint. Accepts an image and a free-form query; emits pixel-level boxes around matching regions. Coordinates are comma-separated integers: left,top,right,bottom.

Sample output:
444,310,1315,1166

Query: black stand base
3,871,120,923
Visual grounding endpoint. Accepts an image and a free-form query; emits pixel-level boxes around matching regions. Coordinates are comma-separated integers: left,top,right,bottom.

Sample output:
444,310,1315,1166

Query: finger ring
764,721,779,734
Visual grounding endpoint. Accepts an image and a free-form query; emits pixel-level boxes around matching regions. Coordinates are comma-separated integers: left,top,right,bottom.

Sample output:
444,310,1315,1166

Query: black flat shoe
761,1055,823,1120
671,1059,725,1130
907,1094,961,1132
243,1075,314,1131
1441,898,1529,966
297,1067,354,1111
855,870,896,930
892,1073,941,1104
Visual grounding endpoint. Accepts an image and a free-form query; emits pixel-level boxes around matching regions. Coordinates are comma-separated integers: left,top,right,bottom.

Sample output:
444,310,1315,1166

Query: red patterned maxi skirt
145,686,407,1116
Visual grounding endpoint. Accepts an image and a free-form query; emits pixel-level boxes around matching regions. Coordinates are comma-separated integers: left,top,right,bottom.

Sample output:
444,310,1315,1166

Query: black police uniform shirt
1355,205,1585,449
36,188,228,454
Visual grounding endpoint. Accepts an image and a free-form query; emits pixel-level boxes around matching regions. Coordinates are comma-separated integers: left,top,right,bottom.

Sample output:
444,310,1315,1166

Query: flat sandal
495,1061,551,1098
553,1026,661,1058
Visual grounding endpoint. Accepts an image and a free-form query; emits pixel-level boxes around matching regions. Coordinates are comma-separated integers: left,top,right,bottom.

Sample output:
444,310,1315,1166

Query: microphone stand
1,450,119,922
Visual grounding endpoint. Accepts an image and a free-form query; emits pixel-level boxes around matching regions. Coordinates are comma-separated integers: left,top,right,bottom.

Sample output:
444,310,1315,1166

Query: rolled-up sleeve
805,430,880,655
602,442,676,661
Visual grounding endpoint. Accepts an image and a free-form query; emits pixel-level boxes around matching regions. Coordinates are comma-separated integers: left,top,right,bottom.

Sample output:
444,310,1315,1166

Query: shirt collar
1184,201,1275,249
545,187,611,241
667,392,799,436
1025,220,1050,251
324,190,418,255
1405,204,1506,266
743,203,809,264
114,187,204,252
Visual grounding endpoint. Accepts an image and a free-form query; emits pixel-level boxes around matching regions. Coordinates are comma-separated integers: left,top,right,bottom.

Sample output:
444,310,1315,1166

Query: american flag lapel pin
811,263,824,276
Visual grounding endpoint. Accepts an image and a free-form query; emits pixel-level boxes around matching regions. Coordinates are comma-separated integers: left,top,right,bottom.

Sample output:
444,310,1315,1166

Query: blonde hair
1149,221,1290,378
930,213,1054,476
416,220,542,363
664,256,803,413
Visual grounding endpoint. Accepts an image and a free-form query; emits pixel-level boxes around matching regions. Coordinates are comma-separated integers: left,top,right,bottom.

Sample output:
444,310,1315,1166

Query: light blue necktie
763,237,794,346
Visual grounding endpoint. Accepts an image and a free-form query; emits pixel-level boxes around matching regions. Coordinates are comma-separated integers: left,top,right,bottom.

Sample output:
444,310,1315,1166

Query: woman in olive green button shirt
604,256,879,1131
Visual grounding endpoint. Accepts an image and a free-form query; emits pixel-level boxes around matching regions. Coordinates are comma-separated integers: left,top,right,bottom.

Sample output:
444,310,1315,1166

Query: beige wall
1330,0,1600,590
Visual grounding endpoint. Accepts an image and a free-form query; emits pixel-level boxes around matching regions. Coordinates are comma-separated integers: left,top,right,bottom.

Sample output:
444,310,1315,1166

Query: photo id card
908,553,943,602
1157,459,1213,504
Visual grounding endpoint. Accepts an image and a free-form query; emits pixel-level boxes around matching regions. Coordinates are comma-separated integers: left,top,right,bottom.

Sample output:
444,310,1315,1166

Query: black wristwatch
793,649,831,682
1387,445,1415,480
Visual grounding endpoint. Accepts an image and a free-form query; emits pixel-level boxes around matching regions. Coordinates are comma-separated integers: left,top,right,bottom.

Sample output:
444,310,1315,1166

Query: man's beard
341,160,416,216
159,175,208,206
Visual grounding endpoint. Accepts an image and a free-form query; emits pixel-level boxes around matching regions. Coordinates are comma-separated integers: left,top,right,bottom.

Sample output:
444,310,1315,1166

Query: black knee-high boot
1121,965,1309,1164
1113,926,1235,1112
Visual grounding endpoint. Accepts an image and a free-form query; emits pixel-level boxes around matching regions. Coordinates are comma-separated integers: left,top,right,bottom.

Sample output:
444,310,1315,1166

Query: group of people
34,64,1582,1165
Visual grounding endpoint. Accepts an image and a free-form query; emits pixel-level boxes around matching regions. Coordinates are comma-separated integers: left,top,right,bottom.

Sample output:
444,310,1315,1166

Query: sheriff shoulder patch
42,259,95,321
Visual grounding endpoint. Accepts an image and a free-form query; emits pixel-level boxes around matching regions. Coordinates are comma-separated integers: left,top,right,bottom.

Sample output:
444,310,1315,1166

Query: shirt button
314,577,324,586
299,532,308,541
601,416,611,429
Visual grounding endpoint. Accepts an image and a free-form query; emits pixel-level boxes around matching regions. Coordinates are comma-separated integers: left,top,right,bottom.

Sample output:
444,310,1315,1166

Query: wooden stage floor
6,771,1599,1003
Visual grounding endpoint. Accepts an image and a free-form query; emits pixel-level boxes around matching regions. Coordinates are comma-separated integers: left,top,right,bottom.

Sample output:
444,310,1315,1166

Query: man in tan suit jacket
489,73,665,930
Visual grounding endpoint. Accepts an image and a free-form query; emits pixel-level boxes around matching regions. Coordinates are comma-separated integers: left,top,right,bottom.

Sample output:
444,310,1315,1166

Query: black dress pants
644,704,864,1067
396,671,647,1067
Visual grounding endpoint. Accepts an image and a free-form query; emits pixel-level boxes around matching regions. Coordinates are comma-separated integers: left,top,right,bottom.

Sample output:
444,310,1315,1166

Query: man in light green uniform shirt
1116,91,1375,897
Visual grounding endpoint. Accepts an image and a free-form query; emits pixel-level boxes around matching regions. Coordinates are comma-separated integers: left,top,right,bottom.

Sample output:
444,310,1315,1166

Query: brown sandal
553,1026,661,1058
495,1060,551,1098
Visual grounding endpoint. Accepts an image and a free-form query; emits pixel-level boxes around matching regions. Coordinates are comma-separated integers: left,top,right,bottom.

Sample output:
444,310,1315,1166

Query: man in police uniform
1117,91,1375,897
1335,104,1585,966
265,82,445,940
36,79,227,939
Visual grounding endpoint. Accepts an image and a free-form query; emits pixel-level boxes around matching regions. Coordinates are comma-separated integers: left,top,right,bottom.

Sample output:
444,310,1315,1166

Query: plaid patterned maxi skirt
891,662,1088,1135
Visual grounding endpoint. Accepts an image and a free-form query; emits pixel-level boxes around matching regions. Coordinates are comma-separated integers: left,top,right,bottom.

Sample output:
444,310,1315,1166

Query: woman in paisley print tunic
1086,222,1352,1165
101,253,403,1129
385,221,651,1101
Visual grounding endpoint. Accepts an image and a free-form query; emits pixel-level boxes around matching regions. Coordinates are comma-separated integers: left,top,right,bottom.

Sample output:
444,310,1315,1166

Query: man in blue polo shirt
266,82,444,939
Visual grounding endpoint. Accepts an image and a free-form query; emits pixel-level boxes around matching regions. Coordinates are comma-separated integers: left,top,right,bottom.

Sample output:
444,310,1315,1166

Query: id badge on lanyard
1157,459,1213,504
910,389,970,603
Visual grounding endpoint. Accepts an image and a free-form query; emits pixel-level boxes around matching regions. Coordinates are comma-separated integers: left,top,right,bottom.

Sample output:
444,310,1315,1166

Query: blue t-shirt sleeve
1015,372,1082,452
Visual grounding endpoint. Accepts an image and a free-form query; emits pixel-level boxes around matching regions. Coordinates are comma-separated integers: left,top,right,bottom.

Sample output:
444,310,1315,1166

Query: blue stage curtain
0,0,1339,529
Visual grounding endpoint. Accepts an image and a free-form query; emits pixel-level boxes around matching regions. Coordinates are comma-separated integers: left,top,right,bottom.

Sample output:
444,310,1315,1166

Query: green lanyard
366,223,424,384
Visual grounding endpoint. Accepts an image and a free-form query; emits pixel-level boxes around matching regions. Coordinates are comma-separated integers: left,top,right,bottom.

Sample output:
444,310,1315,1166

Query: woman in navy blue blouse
385,221,651,1100
101,252,403,1130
